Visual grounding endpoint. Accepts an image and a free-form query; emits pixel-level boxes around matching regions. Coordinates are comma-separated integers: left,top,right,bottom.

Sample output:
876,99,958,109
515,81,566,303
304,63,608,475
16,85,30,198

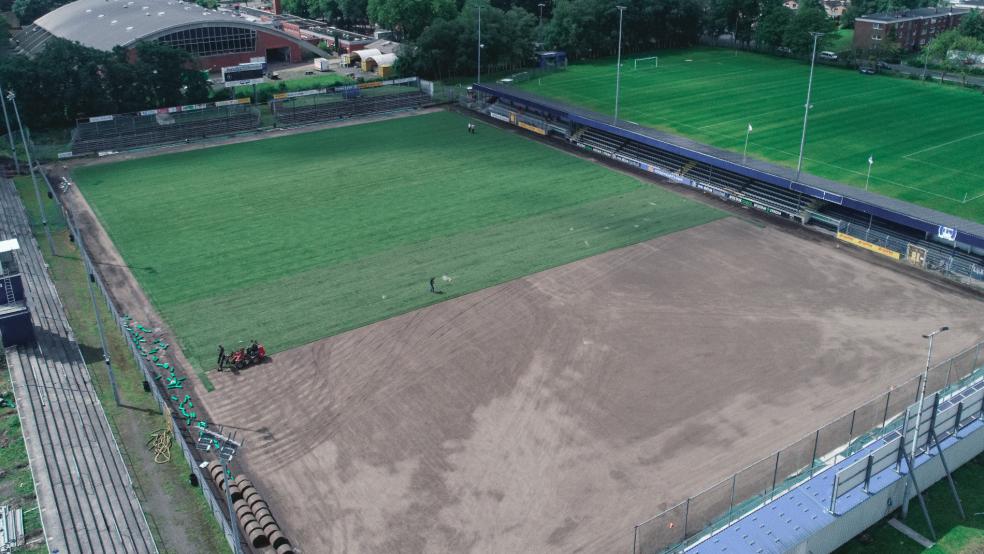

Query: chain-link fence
633,339,984,554
36,170,245,554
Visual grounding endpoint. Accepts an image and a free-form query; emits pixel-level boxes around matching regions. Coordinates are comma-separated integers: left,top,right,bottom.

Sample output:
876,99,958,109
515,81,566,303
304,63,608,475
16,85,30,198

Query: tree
338,0,369,23
872,26,901,63
0,38,214,129
925,29,984,83
755,0,793,50
12,0,68,24
782,0,836,56
707,0,760,46
398,1,536,79
959,9,984,42
368,0,456,40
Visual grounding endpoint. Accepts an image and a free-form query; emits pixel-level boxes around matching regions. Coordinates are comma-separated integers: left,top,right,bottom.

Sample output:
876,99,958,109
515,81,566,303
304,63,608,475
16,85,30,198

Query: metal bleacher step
679,160,698,177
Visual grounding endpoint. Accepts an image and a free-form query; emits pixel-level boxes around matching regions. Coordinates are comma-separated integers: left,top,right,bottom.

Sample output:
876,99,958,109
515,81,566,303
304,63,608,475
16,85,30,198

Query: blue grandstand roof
475,83,984,251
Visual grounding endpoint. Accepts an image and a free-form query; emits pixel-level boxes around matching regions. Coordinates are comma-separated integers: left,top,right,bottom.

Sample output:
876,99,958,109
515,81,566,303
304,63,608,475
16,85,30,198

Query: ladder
2,277,14,305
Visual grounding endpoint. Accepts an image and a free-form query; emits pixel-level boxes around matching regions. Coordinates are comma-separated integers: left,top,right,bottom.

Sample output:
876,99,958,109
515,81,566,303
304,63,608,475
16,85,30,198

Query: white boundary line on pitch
902,129,984,158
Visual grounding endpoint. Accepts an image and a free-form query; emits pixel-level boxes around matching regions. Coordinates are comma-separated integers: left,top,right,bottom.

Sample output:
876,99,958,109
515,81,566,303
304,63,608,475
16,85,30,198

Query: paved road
886,62,984,88
0,178,157,553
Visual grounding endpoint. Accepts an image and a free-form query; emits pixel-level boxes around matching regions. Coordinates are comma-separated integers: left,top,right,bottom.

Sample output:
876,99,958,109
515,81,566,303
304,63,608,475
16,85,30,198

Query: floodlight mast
0,83,19,173
795,32,824,183
7,90,55,256
901,326,948,517
613,5,627,124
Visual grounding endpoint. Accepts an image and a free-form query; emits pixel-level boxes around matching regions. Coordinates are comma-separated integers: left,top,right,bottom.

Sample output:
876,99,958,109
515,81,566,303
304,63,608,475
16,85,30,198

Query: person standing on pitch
217,344,226,370
429,277,437,293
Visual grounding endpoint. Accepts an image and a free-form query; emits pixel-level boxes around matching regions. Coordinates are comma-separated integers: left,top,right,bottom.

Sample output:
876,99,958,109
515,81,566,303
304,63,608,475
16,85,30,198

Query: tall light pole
613,5,627,124
743,123,752,163
476,6,482,84
865,155,874,191
795,32,824,183
0,83,19,173
912,327,949,461
538,3,546,45
8,90,55,256
903,325,949,516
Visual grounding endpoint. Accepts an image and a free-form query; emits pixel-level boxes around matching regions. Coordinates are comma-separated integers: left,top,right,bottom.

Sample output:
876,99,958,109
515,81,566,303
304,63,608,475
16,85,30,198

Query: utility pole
7,91,55,256
476,6,482,85
795,32,824,183
538,3,546,45
613,5,627,124
0,83,19,174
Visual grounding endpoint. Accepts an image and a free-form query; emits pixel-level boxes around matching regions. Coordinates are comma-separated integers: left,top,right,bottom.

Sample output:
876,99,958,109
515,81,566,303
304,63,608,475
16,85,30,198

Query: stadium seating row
576,127,813,218
273,91,431,127
72,109,260,154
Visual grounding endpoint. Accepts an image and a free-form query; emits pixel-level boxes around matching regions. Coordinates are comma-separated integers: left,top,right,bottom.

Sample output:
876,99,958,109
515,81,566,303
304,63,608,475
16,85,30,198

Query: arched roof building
24,0,324,70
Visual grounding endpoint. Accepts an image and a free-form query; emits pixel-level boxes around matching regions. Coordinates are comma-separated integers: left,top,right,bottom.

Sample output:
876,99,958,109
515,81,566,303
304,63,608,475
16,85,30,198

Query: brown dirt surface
191,217,984,553
55,117,984,552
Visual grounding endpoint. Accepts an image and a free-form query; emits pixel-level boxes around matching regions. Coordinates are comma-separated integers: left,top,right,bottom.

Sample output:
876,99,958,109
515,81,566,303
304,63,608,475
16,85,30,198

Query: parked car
859,66,876,75
777,46,793,55
819,51,838,61
877,61,892,70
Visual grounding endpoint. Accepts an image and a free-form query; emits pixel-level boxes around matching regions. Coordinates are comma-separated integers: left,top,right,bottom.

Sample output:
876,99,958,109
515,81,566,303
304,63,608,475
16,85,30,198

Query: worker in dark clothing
429,277,437,293
217,345,226,370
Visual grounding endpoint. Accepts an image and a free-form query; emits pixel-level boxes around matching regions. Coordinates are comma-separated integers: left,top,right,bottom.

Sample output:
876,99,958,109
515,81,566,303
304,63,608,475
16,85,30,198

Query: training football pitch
74,111,723,370
518,47,984,224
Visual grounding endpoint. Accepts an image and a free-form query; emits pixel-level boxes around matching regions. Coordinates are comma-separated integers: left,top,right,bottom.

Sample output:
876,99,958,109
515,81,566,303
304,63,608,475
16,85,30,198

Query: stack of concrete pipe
206,462,294,553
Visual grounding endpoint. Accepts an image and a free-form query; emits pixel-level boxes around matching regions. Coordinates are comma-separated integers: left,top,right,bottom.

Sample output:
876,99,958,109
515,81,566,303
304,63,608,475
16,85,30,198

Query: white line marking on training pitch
902,129,984,158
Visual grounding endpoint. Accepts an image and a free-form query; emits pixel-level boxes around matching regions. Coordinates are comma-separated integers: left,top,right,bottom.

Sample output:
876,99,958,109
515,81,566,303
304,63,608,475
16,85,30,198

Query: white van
819,51,838,60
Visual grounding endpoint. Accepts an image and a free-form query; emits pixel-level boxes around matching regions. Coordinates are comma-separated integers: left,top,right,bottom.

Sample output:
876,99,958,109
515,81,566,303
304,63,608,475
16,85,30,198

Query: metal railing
633,339,984,554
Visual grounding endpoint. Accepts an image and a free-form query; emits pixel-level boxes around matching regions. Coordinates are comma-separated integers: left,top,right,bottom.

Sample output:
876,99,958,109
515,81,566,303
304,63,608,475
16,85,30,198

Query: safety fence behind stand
38,171,244,554
633,339,984,554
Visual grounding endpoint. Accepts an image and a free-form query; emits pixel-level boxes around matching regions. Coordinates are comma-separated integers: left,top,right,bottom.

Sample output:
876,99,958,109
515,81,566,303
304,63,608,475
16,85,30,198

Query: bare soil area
193,217,984,553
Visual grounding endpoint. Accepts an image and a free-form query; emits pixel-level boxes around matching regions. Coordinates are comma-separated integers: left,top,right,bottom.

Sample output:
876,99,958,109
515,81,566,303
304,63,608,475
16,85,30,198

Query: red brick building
29,0,325,71
853,7,972,52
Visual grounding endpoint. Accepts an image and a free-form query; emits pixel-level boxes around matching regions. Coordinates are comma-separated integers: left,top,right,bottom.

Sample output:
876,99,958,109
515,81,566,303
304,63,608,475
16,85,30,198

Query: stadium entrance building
22,0,326,70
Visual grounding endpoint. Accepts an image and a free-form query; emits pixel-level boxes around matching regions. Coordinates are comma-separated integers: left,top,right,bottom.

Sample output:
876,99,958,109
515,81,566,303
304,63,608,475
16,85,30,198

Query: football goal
633,56,658,70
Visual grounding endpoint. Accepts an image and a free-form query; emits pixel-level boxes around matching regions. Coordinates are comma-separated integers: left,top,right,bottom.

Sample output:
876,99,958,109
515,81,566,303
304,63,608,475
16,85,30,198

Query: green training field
75,111,724,371
518,47,984,224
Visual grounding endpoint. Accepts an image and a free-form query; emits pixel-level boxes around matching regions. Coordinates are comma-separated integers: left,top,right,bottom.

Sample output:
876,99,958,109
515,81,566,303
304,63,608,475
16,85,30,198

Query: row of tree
0,39,210,129
743,0,837,56
396,0,708,79
923,12,984,82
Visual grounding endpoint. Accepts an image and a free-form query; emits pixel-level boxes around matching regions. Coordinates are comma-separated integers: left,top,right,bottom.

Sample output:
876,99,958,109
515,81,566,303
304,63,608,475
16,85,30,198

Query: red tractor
220,340,267,371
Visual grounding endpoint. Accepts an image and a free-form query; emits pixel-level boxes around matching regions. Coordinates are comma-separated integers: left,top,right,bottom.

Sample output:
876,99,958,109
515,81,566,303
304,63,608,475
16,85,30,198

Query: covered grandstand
22,0,325,69
471,83,984,285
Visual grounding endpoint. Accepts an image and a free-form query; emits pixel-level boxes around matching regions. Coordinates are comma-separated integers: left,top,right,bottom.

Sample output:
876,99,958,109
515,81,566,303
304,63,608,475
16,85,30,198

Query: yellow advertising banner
836,232,901,260
517,121,547,135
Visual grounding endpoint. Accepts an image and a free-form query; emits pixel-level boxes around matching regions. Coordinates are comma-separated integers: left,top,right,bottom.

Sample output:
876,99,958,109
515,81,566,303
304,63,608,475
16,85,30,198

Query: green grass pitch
518,47,984,224
74,111,724,371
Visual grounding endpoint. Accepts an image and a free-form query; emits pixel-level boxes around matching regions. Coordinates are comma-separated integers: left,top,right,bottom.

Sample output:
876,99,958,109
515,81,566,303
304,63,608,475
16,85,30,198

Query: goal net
633,56,658,70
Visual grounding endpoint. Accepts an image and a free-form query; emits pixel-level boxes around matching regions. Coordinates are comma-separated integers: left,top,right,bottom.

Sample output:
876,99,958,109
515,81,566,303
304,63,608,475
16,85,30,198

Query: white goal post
633,56,658,70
